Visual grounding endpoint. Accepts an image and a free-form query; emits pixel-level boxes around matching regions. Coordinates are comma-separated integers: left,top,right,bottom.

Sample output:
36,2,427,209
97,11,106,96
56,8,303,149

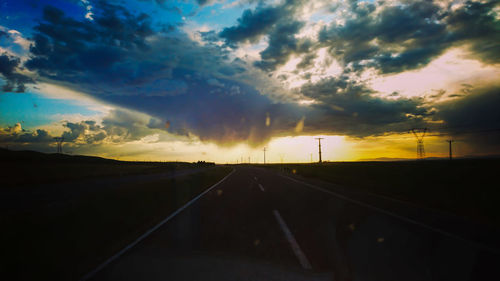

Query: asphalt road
86,166,500,281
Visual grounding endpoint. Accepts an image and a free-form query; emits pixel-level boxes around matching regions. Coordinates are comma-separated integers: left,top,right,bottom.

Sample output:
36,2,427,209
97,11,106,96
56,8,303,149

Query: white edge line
279,174,500,254
80,169,236,281
258,183,265,192
273,210,312,270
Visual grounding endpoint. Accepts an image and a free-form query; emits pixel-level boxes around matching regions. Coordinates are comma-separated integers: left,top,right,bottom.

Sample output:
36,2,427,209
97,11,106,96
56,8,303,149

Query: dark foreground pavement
86,167,500,281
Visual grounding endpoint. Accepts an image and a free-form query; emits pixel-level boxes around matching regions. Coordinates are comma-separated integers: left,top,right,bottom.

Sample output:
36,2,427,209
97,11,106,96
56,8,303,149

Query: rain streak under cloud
0,0,499,161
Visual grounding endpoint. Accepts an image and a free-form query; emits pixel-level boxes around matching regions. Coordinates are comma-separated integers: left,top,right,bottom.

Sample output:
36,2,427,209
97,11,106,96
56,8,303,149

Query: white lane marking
80,169,236,281
258,184,265,192
254,176,258,181
273,210,312,270
280,174,499,254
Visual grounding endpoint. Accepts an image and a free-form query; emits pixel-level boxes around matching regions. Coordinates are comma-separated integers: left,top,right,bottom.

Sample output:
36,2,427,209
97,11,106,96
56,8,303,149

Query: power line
374,128,500,140
420,128,500,138
441,128,500,136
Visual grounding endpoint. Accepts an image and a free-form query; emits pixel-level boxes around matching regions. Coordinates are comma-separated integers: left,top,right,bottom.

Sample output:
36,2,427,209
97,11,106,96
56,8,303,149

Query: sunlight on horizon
95,133,462,164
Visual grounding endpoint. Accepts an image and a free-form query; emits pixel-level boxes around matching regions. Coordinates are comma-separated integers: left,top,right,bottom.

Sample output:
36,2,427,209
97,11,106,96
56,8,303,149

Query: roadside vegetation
0,149,230,280
0,148,215,187
261,159,500,228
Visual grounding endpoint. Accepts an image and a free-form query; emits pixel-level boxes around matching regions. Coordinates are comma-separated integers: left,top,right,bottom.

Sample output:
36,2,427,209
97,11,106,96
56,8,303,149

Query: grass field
261,159,500,228
0,148,214,187
0,158,231,280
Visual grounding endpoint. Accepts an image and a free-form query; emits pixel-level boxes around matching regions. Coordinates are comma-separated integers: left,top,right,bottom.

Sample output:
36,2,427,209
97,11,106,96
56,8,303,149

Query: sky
0,0,499,162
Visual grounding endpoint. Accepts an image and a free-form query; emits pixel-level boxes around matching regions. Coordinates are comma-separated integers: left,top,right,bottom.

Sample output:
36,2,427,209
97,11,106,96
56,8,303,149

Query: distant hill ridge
0,148,121,164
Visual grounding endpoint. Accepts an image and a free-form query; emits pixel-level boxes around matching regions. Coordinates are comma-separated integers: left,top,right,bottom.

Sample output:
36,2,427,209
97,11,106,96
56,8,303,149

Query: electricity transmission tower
53,137,64,154
315,137,324,163
410,128,427,159
446,140,454,160
263,147,267,164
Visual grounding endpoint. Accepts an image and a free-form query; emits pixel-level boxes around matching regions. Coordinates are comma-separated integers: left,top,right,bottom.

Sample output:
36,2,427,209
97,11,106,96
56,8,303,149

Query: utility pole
53,137,64,154
447,140,454,160
410,128,427,159
263,147,267,164
310,153,313,163
315,137,324,163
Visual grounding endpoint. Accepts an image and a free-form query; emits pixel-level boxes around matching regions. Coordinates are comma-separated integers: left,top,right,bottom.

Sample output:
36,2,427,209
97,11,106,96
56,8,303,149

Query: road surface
85,166,500,281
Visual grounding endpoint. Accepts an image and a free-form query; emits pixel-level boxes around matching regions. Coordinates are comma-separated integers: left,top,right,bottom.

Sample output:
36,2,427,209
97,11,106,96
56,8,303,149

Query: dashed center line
273,210,312,270
258,184,265,192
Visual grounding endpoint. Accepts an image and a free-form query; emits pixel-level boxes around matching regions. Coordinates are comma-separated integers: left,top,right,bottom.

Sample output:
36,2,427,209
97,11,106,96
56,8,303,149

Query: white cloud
7,30,31,50
367,48,500,99
29,83,113,113
81,0,94,21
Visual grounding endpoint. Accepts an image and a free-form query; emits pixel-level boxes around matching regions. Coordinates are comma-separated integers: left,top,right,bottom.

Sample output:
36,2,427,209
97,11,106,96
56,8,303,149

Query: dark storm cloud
296,53,317,70
137,0,185,16
223,0,442,74
20,0,498,148
62,121,93,142
19,0,435,146
219,1,292,45
102,72,428,146
0,53,33,93
254,20,313,71
25,3,154,82
446,0,500,64
319,0,448,73
435,85,500,133
22,1,303,145
222,0,497,74
433,84,500,153
0,30,9,39
24,2,242,98
220,0,311,71
196,0,214,6
298,77,428,136
319,0,500,74
103,71,305,146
